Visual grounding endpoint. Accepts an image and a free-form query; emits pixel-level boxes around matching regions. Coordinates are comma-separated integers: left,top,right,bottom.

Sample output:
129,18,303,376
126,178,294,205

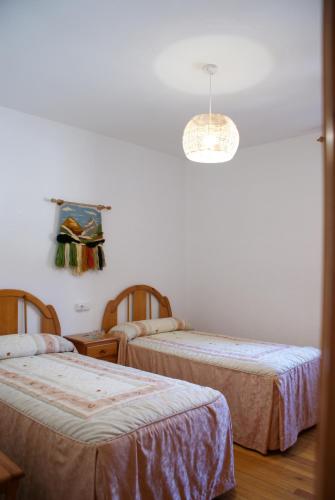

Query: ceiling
0,0,322,158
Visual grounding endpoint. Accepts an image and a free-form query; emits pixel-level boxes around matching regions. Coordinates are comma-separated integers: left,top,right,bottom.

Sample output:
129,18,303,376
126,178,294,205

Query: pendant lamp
183,64,239,163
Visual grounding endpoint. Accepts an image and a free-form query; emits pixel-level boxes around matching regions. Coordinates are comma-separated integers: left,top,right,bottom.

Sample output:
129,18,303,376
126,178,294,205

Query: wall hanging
51,198,111,275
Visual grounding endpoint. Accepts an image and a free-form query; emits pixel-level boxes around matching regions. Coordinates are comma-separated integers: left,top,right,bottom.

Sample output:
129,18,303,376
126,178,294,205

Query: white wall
0,107,187,333
0,107,323,346
185,133,323,347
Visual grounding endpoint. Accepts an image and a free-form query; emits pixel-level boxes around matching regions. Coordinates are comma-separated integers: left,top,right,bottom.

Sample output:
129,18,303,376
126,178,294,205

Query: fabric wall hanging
53,199,111,274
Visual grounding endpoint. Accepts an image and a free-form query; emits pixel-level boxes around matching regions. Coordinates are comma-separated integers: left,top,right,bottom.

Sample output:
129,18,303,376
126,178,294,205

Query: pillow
0,334,75,360
110,317,190,341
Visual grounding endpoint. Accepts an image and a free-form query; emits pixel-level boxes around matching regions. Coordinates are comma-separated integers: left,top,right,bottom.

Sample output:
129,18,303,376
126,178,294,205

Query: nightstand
65,332,119,363
0,450,24,500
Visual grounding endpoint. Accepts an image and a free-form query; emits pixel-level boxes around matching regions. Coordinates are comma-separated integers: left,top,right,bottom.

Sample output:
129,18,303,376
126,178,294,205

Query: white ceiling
0,0,322,158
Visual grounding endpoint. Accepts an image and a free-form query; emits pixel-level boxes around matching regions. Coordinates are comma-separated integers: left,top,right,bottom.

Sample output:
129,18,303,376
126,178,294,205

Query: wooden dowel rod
50,198,112,211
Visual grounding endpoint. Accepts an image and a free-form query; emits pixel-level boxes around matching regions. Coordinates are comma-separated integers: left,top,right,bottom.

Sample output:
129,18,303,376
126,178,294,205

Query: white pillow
0,334,75,360
110,317,190,340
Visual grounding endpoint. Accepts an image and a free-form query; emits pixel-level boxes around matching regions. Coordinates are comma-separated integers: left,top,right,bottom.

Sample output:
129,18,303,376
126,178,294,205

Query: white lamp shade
183,113,239,163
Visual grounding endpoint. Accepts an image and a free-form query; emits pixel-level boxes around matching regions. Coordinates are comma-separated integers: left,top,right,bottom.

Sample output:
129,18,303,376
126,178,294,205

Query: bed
0,289,235,500
102,284,321,454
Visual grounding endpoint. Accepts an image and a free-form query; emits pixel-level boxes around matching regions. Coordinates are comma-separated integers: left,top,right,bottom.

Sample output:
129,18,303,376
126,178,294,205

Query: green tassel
69,243,78,268
55,243,65,267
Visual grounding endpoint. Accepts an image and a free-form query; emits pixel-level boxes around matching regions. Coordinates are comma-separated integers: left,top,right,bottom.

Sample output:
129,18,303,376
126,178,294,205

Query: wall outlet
75,302,90,312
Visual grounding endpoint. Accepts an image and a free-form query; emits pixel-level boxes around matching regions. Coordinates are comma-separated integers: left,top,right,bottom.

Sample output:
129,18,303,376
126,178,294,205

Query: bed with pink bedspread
110,318,320,455
0,334,235,500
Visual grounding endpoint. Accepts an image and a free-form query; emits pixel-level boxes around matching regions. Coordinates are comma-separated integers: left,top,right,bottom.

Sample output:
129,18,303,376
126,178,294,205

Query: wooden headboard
102,284,172,332
0,290,61,336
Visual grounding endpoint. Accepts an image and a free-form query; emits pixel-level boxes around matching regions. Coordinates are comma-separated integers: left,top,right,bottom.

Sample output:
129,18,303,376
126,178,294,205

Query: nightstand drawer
86,342,118,359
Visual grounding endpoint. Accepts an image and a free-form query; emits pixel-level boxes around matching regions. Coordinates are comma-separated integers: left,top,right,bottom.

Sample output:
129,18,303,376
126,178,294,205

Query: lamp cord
208,71,213,131
209,72,212,115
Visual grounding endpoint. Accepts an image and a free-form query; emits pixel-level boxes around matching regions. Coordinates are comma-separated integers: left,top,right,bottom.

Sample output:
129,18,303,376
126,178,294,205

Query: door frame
317,1,335,498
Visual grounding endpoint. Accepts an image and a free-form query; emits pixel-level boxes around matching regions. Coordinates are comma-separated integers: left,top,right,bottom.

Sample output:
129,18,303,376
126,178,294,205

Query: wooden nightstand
0,450,24,500
64,332,119,363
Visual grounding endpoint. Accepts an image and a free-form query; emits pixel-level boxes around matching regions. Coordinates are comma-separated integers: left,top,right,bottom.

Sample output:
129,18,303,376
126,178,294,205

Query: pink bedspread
120,331,320,454
0,352,235,499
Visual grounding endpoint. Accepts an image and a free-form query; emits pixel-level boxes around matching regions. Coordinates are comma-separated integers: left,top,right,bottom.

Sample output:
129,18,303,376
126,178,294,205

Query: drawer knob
100,349,106,354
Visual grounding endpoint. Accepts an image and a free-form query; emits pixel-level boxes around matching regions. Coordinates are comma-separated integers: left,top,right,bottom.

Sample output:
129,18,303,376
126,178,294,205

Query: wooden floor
221,427,316,500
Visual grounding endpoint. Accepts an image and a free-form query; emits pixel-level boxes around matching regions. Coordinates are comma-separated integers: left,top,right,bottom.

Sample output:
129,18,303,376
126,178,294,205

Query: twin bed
0,290,235,500
0,285,320,499
103,285,320,454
